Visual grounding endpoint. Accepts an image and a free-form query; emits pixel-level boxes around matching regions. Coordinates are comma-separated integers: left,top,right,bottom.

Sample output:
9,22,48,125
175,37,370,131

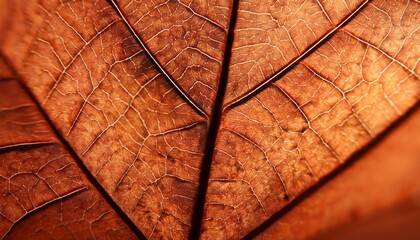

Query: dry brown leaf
0,0,418,239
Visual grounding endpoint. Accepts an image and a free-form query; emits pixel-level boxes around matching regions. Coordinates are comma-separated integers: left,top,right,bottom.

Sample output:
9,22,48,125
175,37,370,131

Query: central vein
189,0,240,238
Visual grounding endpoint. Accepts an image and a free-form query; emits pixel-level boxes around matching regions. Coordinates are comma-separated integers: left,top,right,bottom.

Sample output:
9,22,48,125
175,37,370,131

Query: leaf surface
0,0,419,239
0,67,138,239
256,107,420,240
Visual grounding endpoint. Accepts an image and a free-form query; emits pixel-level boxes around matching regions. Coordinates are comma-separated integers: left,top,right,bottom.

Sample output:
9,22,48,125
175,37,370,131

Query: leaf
0,0,419,239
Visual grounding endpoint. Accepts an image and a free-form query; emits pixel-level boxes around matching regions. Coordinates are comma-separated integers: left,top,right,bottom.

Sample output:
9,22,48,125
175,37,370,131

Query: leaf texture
0,0,419,239
0,72,138,239
202,0,419,238
256,108,420,240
